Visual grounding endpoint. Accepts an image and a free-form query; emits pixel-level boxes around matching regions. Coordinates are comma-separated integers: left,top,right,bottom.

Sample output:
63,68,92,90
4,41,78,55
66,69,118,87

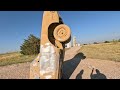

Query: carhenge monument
30,11,71,79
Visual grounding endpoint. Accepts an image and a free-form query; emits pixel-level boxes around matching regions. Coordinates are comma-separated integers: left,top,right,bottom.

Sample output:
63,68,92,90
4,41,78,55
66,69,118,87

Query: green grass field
79,42,120,62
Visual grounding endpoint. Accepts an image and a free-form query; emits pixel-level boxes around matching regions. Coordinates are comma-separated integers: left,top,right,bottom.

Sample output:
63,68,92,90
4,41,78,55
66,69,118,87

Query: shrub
104,41,110,43
93,42,98,44
20,34,40,55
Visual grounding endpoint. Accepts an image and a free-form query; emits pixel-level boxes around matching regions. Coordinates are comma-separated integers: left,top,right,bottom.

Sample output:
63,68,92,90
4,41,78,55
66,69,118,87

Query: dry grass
0,52,36,66
79,42,120,62
0,52,20,60
0,48,69,66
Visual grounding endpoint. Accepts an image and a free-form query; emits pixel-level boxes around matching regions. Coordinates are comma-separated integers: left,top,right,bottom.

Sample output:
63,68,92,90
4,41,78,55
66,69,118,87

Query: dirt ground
0,46,120,79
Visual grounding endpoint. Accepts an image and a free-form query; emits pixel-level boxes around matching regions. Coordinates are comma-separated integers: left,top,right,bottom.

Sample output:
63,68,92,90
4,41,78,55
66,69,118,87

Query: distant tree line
104,39,120,43
83,39,120,45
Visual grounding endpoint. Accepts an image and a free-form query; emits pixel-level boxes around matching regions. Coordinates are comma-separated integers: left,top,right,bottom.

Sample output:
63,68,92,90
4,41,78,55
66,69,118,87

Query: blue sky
0,11,120,53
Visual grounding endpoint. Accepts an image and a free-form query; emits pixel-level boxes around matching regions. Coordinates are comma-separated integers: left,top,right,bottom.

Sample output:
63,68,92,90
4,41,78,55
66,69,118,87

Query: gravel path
0,62,30,79
0,46,120,79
